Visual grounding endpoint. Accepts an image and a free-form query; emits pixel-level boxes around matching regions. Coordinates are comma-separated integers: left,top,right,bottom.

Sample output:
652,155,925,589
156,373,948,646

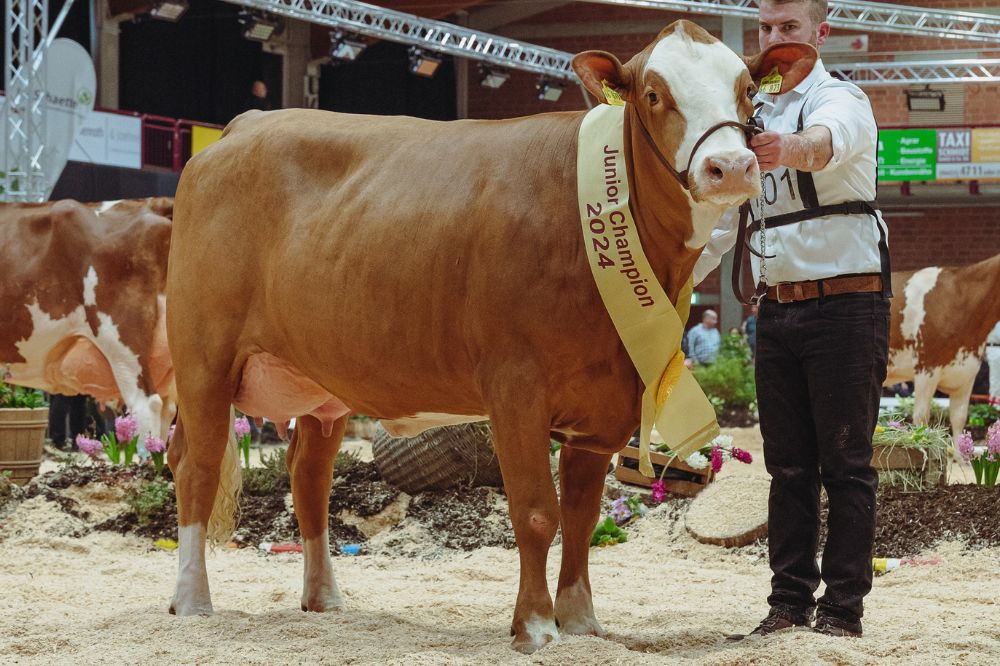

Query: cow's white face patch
646,30,757,233
901,267,942,341
83,266,98,307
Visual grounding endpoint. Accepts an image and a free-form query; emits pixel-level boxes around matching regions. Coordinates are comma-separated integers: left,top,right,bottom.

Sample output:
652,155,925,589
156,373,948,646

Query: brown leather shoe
726,608,811,641
813,614,863,638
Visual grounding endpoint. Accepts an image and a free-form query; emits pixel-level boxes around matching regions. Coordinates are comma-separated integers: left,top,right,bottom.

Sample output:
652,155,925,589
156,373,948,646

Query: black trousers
756,292,889,622
47,394,89,447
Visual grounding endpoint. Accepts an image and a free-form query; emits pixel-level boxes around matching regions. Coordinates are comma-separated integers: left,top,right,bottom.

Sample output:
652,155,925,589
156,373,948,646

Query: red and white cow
886,252,1000,455
166,22,815,652
0,198,175,441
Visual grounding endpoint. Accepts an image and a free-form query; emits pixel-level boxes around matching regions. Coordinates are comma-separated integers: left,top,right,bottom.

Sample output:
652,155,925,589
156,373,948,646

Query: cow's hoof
169,597,213,616
300,587,345,612
556,614,604,637
511,615,559,654
554,582,604,637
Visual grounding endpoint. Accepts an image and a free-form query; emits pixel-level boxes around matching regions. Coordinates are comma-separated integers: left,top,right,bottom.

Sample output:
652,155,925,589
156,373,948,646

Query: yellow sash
577,104,719,476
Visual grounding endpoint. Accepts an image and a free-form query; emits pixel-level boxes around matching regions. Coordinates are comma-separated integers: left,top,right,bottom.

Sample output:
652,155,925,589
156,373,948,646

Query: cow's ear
743,42,817,94
573,50,631,104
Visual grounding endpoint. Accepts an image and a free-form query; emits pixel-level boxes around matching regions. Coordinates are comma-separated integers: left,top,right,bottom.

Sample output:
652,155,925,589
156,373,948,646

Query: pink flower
957,431,975,463
168,424,176,442
234,416,251,437
651,479,667,504
144,436,166,454
987,423,1000,460
75,435,102,458
731,447,753,464
888,420,906,431
710,445,724,474
115,415,138,442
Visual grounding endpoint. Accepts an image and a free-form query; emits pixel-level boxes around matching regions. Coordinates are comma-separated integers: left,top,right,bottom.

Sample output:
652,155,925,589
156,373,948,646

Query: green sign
878,129,937,181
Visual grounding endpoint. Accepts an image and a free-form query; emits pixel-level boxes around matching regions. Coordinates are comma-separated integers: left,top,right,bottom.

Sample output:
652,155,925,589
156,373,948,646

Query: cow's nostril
710,166,725,180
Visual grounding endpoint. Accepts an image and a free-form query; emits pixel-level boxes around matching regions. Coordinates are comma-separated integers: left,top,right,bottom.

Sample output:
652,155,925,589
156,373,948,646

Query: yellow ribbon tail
656,351,686,408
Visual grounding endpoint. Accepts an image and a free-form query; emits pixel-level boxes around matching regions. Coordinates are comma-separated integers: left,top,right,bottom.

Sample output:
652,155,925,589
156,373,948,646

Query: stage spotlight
479,64,510,89
536,78,564,102
906,86,945,112
149,0,188,22
238,11,280,43
330,31,367,62
409,47,443,78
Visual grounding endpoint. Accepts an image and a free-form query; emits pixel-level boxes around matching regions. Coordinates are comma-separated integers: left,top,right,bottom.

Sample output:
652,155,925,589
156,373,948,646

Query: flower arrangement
957,422,1000,487
872,417,950,490
74,413,172,475
234,416,252,469
145,435,167,475
653,434,753,502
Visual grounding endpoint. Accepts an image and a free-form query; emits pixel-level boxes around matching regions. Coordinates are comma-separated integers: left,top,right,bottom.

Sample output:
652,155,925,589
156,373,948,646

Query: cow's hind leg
554,444,611,637
168,391,239,616
288,414,346,612
489,395,560,653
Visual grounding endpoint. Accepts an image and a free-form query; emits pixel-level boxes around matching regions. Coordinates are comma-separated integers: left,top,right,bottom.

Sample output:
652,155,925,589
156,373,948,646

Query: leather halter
631,108,763,191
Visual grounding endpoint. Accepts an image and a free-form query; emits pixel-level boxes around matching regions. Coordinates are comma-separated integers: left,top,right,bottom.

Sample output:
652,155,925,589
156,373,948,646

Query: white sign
823,34,869,54
69,111,142,169
0,38,97,199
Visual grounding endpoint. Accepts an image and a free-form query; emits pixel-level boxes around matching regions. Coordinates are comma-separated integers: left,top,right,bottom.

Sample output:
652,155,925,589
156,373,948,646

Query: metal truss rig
225,0,576,80
832,59,1000,86
4,0,48,202
585,0,1000,45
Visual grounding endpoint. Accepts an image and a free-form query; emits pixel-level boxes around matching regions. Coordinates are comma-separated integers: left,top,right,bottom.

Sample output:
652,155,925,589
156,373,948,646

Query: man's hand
750,130,785,172
750,126,834,173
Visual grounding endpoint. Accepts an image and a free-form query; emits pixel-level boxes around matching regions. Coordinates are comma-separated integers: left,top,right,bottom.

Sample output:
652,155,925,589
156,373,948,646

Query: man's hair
762,0,828,26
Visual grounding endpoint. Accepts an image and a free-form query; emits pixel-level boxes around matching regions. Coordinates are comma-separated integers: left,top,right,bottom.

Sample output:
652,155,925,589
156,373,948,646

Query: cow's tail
207,408,243,545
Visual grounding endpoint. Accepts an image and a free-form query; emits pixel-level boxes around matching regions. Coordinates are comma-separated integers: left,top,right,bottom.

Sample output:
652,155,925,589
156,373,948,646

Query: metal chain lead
757,172,767,288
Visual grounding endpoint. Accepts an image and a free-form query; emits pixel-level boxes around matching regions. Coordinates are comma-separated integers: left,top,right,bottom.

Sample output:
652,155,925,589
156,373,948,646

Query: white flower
711,434,734,448
686,451,710,469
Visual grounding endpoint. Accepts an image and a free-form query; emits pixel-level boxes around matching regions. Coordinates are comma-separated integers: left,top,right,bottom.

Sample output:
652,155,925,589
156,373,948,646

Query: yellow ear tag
601,80,626,107
759,67,783,94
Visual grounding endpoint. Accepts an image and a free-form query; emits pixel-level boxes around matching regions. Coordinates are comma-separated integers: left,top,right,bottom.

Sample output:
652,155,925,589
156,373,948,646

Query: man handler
695,0,891,638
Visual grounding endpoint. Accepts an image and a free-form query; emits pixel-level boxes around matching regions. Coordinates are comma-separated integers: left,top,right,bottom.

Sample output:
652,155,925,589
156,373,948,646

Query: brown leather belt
766,274,882,304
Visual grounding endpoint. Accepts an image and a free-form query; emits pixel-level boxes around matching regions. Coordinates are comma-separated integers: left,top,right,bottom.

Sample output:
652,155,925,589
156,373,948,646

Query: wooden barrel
0,407,49,485
371,421,504,493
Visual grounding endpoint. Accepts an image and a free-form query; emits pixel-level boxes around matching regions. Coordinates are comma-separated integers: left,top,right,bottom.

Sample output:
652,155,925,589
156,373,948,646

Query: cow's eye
647,91,659,105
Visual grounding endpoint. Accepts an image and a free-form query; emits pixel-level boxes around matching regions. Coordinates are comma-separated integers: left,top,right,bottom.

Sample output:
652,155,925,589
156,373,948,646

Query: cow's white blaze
901,267,942,341
83,266,98,306
172,523,213,615
522,613,559,646
95,200,123,215
381,412,489,438
646,28,757,228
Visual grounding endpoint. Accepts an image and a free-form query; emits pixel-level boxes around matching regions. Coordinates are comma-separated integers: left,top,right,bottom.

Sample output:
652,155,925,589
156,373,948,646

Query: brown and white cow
166,22,815,652
886,252,1000,457
0,198,175,441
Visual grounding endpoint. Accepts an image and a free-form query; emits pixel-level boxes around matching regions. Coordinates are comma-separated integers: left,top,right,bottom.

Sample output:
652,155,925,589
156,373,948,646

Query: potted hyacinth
957,423,1000,487
652,434,753,503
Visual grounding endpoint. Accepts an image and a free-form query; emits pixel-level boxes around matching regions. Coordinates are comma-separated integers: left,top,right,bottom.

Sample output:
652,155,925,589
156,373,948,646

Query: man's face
703,312,719,329
759,1,829,51
252,81,267,98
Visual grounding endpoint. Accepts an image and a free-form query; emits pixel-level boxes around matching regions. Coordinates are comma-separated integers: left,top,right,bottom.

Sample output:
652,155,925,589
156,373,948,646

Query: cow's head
574,20,816,212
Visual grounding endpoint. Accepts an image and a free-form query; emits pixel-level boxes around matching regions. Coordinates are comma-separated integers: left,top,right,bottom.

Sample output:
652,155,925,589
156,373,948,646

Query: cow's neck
623,108,713,304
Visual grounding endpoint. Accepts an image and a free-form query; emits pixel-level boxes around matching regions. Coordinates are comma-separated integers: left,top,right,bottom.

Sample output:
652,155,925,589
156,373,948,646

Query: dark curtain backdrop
319,40,456,120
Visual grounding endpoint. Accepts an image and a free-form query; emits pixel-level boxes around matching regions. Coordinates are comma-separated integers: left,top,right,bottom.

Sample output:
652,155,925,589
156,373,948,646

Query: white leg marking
911,371,940,426
555,580,604,636
171,524,213,616
83,266,98,306
520,613,559,651
301,529,344,612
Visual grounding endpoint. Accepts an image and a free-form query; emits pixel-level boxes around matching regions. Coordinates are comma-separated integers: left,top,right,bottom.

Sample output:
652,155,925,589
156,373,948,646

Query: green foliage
0,383,48,409
891,397,949,428
590,516,628,547
242,447,291,496
692,336,756,411
333,448,362,476
967,403,998,429
348,414,374,422
549,440,562,455
128,479,173,527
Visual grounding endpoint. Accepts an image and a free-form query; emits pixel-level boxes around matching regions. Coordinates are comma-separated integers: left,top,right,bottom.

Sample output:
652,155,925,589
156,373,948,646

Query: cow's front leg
554,444,611,637
287,414,346,612
488,386,560,653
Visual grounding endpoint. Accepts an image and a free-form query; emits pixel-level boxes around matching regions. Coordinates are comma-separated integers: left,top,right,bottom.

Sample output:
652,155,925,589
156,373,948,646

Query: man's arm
750,126,833,173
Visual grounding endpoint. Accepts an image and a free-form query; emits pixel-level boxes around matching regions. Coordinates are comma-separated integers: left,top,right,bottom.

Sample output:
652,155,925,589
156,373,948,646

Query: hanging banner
69,110,142,169
0,38,97,199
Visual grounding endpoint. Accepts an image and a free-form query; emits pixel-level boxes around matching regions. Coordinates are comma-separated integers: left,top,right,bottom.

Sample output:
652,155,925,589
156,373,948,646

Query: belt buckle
776,282,794,304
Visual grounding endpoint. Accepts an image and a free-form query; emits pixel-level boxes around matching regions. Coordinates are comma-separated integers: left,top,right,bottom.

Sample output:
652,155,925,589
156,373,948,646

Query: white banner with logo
0,38,97,199
69,111,143,169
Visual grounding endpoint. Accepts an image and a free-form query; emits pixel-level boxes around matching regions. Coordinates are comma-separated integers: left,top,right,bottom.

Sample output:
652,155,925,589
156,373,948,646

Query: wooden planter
615,444,714,497
871,445,947,487
0,407,49,485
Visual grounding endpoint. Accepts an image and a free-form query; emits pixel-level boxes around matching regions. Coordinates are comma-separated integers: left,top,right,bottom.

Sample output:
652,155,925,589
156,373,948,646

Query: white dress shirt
694,58,889,286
